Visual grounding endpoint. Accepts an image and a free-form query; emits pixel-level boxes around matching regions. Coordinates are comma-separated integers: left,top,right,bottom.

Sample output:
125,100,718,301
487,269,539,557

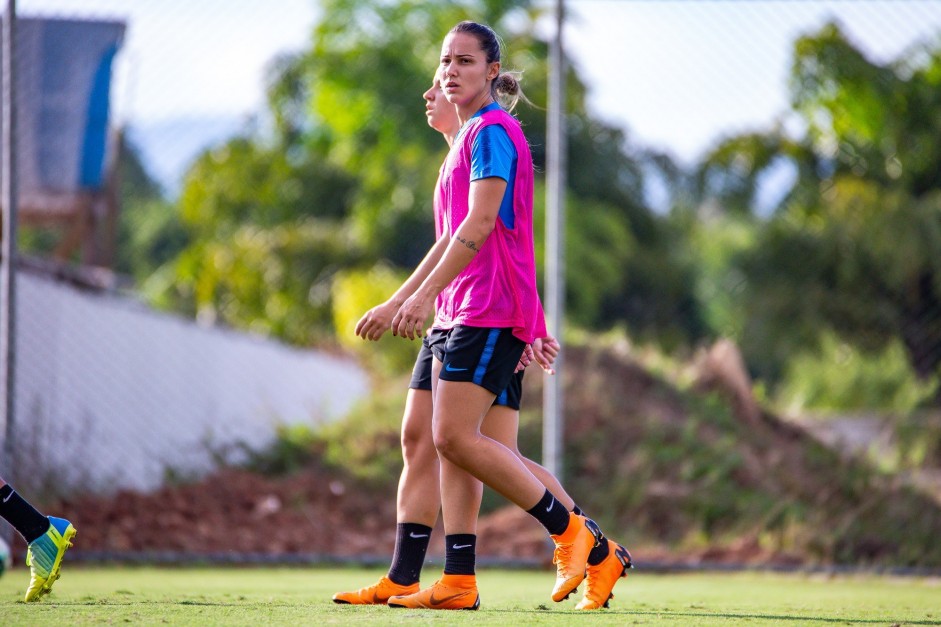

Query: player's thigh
433,326,522,441
434,379,495,440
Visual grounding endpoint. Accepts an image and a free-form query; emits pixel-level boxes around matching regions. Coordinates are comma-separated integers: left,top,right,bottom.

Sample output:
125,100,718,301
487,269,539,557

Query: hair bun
494,73,519,96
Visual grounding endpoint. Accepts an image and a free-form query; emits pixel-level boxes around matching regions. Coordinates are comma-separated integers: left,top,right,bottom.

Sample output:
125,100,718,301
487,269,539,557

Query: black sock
443,533,476,575
572,504,584,517
387,522,433,585
526,489,570,536
584,516,610,566
0,485,49,544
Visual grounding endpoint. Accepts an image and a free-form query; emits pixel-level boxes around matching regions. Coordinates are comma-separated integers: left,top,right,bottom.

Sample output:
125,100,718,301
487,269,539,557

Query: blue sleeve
470,124,515,182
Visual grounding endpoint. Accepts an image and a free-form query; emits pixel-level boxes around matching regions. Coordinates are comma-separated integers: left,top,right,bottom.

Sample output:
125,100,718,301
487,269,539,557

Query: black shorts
411,326,525,408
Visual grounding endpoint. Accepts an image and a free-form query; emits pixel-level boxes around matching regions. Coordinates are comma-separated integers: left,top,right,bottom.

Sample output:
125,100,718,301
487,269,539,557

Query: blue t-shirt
465,102,517,229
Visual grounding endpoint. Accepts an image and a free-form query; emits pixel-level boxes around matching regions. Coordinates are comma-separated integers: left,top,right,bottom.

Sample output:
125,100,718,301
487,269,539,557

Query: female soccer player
335,71,630,611
375,21,628,610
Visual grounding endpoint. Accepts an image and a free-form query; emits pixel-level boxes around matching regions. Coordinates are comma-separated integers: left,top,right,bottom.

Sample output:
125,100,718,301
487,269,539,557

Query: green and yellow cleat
25,516,76,602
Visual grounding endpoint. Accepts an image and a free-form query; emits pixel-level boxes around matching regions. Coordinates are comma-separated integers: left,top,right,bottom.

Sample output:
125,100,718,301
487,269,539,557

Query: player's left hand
532,335,560,375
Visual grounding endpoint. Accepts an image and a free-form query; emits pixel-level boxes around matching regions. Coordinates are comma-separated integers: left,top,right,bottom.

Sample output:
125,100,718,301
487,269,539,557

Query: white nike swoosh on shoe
409,532,429,538
452,544,473,550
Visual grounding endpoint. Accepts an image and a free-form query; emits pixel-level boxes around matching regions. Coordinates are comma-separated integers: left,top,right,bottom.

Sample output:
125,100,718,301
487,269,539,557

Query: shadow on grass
526,608,941,625
482,605,941,625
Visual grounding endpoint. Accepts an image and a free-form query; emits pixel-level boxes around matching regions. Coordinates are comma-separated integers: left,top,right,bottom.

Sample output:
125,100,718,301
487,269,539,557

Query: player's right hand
354,301,398,341
515,344,535,372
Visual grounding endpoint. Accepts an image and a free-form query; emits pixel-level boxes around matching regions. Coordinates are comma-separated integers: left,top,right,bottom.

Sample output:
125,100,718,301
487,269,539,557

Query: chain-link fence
2,0,941,560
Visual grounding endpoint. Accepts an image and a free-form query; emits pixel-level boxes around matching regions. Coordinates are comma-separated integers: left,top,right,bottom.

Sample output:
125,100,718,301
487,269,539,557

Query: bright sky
17,0,941,187
566,1,941,165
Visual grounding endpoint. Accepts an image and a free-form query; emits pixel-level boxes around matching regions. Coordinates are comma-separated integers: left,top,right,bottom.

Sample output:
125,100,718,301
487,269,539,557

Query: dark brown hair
448,21,527,112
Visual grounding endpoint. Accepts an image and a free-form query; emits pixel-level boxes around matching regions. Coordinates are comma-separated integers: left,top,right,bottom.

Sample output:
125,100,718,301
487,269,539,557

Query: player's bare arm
392,177,506,340
356,233,450,340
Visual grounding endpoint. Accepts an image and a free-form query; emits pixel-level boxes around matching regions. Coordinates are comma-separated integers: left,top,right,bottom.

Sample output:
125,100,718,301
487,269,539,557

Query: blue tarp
0,17,125,194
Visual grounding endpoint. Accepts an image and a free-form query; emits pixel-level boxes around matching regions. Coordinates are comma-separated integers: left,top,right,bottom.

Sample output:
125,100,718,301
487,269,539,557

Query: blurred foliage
331,265,422,375
136,0,703,351
693,23,941,410
894,413,941,469
776,332,938,415
553,342,941,567
114,134,190,282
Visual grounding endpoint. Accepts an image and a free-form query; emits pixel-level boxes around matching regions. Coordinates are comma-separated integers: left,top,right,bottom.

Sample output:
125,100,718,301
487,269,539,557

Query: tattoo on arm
455,235,479,253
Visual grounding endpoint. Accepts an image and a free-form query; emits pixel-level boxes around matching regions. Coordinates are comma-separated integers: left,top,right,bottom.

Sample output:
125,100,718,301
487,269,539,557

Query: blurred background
3,0,941,568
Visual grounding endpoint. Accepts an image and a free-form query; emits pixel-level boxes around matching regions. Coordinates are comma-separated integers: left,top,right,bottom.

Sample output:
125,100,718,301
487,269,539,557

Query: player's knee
432,425,467,461
401,422,433,462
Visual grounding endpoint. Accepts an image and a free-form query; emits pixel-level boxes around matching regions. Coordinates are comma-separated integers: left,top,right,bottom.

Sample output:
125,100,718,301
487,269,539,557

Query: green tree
693,23,941,395
114,133,189,283
160,134,362,343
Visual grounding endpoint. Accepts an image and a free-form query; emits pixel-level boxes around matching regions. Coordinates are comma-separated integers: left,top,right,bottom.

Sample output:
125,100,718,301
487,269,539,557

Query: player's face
439,31,499,107
422,76,459,134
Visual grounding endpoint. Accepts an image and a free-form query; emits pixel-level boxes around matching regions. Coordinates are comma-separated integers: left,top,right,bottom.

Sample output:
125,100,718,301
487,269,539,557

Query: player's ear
488,62,500,81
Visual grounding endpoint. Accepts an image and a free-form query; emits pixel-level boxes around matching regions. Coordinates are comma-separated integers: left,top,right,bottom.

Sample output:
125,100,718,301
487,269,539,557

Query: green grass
0,566,938,625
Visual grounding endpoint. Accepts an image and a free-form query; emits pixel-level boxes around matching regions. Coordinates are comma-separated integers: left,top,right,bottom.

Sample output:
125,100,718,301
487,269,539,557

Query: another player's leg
576,540,633,609
333,348,440,604
0,478,76,601
388,451,482,610
493,372,632,607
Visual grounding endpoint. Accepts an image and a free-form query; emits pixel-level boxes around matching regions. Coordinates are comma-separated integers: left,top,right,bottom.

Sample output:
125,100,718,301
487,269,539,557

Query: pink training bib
432,107,546,344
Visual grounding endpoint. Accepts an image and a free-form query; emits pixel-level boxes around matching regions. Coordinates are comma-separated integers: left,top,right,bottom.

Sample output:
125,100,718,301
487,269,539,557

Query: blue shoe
25,517,76,602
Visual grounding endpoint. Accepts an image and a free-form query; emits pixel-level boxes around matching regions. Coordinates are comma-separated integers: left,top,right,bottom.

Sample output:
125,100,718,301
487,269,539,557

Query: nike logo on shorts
445,363,468,372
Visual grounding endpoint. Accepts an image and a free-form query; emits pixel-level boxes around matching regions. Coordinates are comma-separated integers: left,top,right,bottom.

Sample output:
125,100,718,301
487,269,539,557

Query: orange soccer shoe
575,540,633,610
551,513,602,602
387,574,480,610
332,575,419,605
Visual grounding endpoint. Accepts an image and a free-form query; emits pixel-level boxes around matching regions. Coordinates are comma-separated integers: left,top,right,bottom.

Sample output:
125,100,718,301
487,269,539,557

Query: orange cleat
551,513,602,602
387,574,480,610
576,540,633,610
332,575,419,605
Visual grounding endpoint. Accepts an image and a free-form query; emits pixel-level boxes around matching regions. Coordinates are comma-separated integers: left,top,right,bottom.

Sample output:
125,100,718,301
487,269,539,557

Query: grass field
0,565,938,625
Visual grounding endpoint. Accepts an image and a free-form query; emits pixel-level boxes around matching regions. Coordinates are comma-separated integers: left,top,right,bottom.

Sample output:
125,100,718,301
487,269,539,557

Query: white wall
11,269,369,493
